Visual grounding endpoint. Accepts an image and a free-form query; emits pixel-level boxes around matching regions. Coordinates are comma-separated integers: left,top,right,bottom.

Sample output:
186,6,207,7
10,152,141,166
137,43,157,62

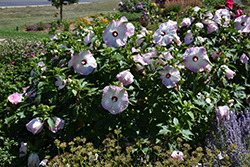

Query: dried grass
159,0,203,11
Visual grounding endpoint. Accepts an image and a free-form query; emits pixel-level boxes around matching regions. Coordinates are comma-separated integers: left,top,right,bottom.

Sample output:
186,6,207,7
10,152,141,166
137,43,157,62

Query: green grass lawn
0,0,120,39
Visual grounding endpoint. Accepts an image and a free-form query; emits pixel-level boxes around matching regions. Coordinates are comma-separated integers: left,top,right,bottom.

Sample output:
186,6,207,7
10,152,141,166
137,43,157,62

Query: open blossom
234,15,250,33
28,153,40,167
217,105,230,119
101,86,129,115
49,117,65,133
153,20,181,46
116,70,134,86
204,11,213,20
159,66,180,88
26,118,44,135
183,47,211,73
240,53,249,64
203,20,219,34
8,93,22,105
171,150,184,160
102,16,134,48
214,9,230,26
68,50,97,75
193,6,200,12
39,159,48,166
19,142,27,157
221,65,235,79
181,18,192,27
184,30,193,45
142,50,158,65
55,76,66,90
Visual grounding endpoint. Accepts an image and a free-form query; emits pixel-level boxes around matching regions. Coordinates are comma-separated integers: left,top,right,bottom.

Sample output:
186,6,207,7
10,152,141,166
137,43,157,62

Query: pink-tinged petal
204,11,213,19
69,50,97,75
23,86,36,98
101,86,129,115
26,118,44,135
49,117,65,133
159,66,180,88
142,50,158,65
116,70,134,86
240,53,249,64
120,16,128,22
84,30,95,45
171,150,184,161
132,54,147,70
221,65,235,79
234,15,250,33
184,30,193,45
153,20,179,46
226,0,233,10
195,23,204,28
183,47,211,73
125,23,135,37
214,9,230,26
181,18,192,27
217,105,229,119
8,93,22,105
193,6,200,12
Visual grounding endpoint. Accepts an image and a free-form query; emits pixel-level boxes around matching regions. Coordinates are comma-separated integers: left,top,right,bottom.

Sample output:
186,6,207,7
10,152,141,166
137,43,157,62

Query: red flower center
161,31,166,36
81,59,87,65
241,22,246,26
112,31,119,37
192,56,199,62
61,81,65,85
221,15,225,19
166,73,171,78
111,96,118,102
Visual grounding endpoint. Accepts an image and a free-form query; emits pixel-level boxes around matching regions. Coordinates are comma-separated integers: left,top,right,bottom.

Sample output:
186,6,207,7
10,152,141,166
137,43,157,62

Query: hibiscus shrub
2,4,250,165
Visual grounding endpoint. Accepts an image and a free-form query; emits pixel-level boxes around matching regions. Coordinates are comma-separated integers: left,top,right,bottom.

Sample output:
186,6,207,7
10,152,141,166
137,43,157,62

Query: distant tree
48,0,79,21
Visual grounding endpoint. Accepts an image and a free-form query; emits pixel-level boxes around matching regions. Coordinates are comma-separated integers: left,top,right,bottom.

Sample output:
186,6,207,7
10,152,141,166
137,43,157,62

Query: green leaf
46,117,55,130
181,129,193,140
173,117,179,125
72,89,77,96
187,111,194,120
142,147,149,155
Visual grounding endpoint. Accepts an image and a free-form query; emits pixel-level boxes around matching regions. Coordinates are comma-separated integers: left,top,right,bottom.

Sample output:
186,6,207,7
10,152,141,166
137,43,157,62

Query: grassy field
0,0,120,38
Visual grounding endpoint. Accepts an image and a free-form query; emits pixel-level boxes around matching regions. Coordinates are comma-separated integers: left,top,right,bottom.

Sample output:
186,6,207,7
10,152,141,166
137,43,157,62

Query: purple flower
214,9,230,26
19,142,27,157
68,50,97,75
234,15,250,33
220,65,235,79
142,50,158,65
184,30,193,45
102,16,134,48
55,76,66,90
203,20,219,34
217,105,230,119
171,150,184,160
8,93,22,105
49,117,65,133
183,47,211,73
101,86,129,115
136,27,147,46
193,6,200,12
153,20,181,46
37,61,47,72
204,11,213,19
116,70,134,86
240,53,249,64
181,18,192,27
159,66,180,88
26,118,44,135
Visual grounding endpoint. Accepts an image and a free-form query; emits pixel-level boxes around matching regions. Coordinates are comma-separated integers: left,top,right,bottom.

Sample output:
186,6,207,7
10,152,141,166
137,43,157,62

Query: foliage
49,22,58,34
45,130,234,166
0,135,18,166
1,2,250,166
203,0,226,7
63,21,70,31
38,22,46,31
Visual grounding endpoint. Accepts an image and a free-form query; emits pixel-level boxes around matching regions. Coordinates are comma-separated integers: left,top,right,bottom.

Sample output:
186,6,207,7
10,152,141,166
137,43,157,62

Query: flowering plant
2,4,250,165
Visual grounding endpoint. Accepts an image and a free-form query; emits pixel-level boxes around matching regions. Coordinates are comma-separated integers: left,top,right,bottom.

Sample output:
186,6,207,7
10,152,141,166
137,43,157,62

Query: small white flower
55,76,66,90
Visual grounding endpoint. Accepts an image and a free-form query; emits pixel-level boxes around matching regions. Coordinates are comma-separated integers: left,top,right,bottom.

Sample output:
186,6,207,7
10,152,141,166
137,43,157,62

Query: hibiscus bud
217,105,229,119
19,142,27,157
26,118,44,135
28,153,40,167
116,70,134,86
48,117,65,133
8,93,23,105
